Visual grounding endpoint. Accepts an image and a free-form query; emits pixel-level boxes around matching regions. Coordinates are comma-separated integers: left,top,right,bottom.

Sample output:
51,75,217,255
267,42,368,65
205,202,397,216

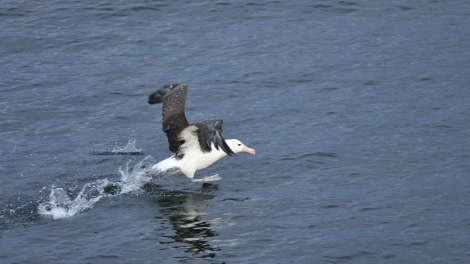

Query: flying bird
147,83,256,183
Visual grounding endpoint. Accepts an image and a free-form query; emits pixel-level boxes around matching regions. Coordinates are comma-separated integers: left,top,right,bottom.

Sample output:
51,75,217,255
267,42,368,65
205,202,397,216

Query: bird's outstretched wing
195,119,234,156
148,83,189,153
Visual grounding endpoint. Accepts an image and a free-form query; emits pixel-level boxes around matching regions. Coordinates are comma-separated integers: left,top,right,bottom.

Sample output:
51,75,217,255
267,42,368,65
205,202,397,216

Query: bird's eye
238,144,242,146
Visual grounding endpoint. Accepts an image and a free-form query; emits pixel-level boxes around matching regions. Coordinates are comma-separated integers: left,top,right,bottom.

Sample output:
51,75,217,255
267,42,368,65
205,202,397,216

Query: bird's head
226,139,256,155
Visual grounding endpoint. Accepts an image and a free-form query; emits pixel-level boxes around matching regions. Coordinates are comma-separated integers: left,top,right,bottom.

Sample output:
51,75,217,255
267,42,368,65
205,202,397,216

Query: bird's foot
191,174,222,183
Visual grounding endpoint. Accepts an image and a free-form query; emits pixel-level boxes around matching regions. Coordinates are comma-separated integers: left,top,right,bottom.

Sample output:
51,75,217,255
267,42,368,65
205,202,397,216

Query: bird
147,83,256,183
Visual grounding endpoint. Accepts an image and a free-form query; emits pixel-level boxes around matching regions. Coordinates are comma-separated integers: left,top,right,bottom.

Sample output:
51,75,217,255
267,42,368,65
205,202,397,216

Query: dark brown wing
195,119,234,156
148,83,190,153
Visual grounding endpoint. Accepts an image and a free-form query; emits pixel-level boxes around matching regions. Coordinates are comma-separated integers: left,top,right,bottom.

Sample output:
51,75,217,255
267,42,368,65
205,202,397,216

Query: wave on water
37,156,156,220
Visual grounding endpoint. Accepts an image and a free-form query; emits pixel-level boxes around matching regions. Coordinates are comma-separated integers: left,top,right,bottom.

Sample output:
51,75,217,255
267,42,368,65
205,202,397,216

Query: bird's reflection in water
143,183,220,261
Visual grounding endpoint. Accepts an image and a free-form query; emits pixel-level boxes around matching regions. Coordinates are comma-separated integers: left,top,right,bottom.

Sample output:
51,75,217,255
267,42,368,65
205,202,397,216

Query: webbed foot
191,174,222,183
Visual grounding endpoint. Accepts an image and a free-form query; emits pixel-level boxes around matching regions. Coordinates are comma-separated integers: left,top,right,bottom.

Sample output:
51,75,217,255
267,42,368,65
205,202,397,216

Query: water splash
37,180,110,219
92,138,144,155
38,156,156,220
118,156,155,194
112,138,143,155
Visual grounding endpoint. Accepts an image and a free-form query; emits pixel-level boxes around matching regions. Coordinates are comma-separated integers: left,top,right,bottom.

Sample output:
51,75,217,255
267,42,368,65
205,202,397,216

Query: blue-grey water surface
1,0,469,263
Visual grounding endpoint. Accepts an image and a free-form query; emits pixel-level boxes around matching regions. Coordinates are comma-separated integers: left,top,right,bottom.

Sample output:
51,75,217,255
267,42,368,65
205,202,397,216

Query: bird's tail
147,156,180,179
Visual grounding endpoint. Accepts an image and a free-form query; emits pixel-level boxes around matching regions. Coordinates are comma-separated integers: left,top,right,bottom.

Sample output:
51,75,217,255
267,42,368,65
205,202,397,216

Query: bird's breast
180,149,227,172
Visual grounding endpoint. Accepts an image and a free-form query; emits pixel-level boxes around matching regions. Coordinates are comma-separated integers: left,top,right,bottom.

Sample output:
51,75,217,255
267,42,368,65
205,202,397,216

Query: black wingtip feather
148,83,186,105
148,90,164,104
195,119,234,156
221,139,234,156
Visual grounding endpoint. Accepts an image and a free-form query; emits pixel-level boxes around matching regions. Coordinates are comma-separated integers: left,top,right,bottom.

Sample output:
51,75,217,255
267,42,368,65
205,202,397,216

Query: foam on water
37,156,156,220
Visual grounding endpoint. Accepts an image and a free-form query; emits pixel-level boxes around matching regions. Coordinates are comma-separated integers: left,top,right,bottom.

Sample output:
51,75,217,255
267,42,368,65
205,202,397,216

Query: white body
149,135,254,181
153,146,228,180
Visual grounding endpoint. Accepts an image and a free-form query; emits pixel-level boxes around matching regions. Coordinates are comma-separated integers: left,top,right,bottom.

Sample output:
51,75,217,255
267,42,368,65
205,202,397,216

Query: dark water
1,0,469,263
